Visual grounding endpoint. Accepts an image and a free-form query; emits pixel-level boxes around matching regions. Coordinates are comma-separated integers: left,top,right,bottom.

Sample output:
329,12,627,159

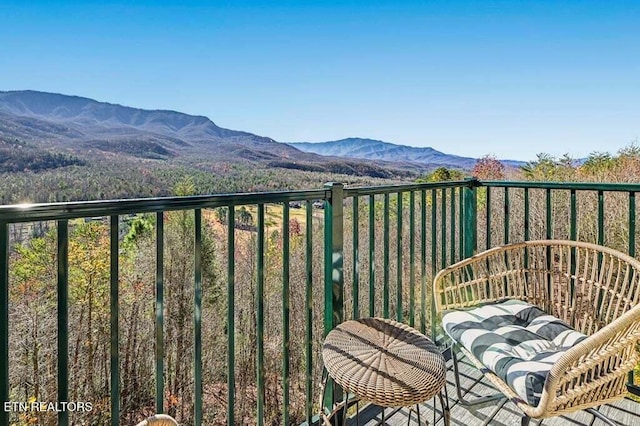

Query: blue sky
0,0,638,160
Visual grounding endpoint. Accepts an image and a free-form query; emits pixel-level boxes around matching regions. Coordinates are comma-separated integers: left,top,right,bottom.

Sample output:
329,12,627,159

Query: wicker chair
433,240,640,426
134,414,178,426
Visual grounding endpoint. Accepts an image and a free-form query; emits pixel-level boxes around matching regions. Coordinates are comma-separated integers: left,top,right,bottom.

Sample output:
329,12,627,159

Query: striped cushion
442,300,586,406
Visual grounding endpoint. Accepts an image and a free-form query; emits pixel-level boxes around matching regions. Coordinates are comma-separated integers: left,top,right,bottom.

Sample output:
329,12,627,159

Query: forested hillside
0,155,406,205
0,137,83,173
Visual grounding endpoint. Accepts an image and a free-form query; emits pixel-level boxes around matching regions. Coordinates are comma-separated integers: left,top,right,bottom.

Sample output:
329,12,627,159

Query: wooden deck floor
348,353,640,426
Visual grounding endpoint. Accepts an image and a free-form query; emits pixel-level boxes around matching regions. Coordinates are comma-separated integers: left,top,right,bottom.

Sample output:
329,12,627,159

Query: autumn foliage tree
472,155,505,180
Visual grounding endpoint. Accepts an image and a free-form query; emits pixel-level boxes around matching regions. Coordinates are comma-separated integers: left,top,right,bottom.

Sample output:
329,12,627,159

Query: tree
417,167,465,183
472,155,505,180
215,206,229,224
237,207,254,226
520,153,576,181
581,152,615,176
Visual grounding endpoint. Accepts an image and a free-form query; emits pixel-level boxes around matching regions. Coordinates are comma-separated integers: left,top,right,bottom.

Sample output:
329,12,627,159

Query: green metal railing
0,178,639,425
0,189,329,426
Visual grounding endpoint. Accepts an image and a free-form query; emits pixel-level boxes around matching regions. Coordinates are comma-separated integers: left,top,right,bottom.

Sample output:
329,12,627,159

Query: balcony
0,179,639,425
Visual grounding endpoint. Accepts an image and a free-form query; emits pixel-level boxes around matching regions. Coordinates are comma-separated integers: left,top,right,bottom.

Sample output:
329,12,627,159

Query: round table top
322,317,446,408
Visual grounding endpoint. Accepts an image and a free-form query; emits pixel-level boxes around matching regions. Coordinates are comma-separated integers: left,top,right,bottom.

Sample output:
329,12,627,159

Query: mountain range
290,138,525,169
0,90,425,178
0,90,524,178
0,90,302,160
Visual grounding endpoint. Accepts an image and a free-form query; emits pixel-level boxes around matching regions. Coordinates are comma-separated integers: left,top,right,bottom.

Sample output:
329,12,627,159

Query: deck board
348,354,640,426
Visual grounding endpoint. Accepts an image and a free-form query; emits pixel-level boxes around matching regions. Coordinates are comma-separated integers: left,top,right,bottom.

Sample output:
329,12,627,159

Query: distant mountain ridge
0,90,410,178
289,138,526,169
0,91,523,181
0,90,277,148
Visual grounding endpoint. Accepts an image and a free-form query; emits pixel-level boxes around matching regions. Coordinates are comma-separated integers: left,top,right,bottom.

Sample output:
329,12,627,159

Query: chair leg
438,391,450,426
451,345,506,406
406,405,419,426
585,407,618,426
342,392,348,426
521,416,531,426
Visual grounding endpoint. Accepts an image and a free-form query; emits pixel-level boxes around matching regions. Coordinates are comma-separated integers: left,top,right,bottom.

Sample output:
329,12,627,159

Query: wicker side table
322,317,450,425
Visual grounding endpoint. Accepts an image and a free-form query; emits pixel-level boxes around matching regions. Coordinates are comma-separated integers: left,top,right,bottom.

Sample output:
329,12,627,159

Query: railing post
463,178,479,259
324,182,345,335
323,182,344,417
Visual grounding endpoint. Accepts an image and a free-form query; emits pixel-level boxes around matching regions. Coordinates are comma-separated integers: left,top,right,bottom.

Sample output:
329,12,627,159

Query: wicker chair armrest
537,305,640,413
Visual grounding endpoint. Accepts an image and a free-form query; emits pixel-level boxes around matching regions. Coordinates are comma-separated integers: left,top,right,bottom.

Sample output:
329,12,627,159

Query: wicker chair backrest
434,240,640,335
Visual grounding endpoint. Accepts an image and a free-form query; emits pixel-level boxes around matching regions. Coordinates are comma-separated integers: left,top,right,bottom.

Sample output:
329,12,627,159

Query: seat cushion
442,299,587,406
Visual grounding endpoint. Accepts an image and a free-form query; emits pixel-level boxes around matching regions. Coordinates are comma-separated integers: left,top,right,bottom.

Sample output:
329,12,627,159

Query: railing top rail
0,188,327,223
3,178,640,223
344,180,469,197
480,180,640,192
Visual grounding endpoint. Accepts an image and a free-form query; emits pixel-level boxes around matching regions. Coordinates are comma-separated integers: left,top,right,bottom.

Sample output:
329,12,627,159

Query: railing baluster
629,193,636,258
523,188,530,298
546,189,552,239
629,192,637,390
304,200,313,424
0,222,7,426
502,187,510,297
597,191,605,313
463,180,478,302
459,187,464,262
570,190,577,241
450,187,456,263
282,204,290,425
545,190,552,308
194,210,202,426
227,207,235,426
504,187,510,245
256,204,265,426
155,212,164,414
463,180,478,259
352,197,359,319
524,188,530,242
409,191,415,327
486,186,492,250
110,216,120,426
420,190,427,334
570,190,577,308
431,189,437,340
441,188,447,271
57,220,69,426
396,192,403,322
598,190,605,246
383,193,390,318
368,195,375,317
